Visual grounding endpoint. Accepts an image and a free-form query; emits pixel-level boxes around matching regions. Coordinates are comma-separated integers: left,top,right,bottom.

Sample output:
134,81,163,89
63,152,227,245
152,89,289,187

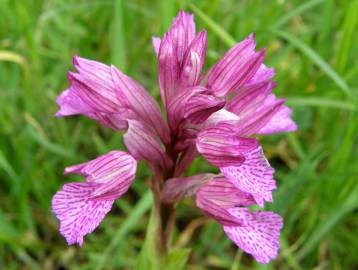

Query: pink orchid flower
52,11,296,264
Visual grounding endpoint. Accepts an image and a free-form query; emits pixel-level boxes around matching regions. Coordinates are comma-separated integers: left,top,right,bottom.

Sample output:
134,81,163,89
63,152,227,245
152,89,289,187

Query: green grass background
1,0,358,269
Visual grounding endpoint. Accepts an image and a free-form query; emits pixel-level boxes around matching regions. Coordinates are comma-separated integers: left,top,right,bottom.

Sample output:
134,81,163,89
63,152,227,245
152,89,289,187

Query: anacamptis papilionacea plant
52,11,296,265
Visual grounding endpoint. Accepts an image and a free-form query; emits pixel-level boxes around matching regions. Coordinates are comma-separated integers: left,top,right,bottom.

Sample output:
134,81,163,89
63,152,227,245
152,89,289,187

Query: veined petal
196,189,244,226
258,105,297,134
196,125,259,167
244,64,275,87
197,177,256,208
110,66,170,144
221,145,276,207
205,34,265,97
227,81,274,116
180,31,207,87
55,89,92,117
52,151,137,245
52,182,114,246
175,143,199,176
223,208,283,264
237,96,285,136
158,11,197,107
167,86,224,130
167,11,196,64
123,120,172,171
162,173,214,203
184,93,225,125
204,108,241,128
152,36,161,56
158,33,181,107
64,151,137,199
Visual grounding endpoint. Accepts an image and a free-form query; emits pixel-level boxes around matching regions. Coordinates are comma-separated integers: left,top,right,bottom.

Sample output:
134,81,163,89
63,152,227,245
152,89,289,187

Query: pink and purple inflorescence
52,11,296,264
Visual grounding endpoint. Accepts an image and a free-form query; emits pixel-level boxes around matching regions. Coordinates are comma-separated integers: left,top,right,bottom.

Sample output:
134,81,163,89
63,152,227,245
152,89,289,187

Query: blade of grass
335,0,358,73
286,97,357,111
0,150,18,182
112,0,127,70
271,0,323,29
297,183,358,259
271,29,355,101
189,3,236,47
95,190,153,270
160,0,175,33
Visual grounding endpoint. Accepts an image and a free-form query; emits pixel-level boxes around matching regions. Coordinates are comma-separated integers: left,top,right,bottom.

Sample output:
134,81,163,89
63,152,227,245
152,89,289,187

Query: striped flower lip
52,10,296,264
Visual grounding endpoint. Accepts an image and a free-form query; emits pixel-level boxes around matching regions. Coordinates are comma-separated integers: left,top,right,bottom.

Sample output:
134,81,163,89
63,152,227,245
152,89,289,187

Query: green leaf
165,249,191,270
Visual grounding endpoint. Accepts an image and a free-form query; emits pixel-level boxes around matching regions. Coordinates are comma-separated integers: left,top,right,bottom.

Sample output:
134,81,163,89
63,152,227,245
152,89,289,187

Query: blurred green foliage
0,0,358,269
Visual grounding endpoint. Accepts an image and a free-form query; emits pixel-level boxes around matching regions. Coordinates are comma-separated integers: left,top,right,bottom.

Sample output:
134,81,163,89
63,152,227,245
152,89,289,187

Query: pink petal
197,177,256,208
259,105,297,134
227,81,274,116
157,11,197,107
152,36,161,56
167,11,196,63
205,34,265,97
204,108,241,128
110,66,170,144
180,31,207,87
221,145,276,207
64,151,137,199
244,64,275,87
237,96,285,136
196,189,244,227
228,88,296,136
167,86,224,131
158,33,181,107
123,120,172,171
161,173,215,203
52,182,114,246
175,144,199,175
184,93,225,125
55,56,130,131
223,208,283,264
55,89,92,117
196,125,259,167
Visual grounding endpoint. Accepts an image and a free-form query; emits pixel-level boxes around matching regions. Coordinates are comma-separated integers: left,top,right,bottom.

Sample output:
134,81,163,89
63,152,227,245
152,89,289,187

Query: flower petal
158,33,181,107
110,66,170,144
167,86,224,130
205,34,265,97
162,173,214,203
175,144,199,175
152,36,161,56
197,177,256,208
180,31,207,87
244,64,275,87
64,151,137,199
196,125,258,167
166,11,196,64
258,105,297,134
221,145,276,207
157,11,196,107
123,120,172,171
52,182,114,246
227,81,274,116
196,189,243,226
184,93,225,125
223,208,283,264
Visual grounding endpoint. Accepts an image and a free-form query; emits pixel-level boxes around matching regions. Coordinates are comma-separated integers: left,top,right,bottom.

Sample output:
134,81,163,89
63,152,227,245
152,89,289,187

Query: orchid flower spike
52,10,296,264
